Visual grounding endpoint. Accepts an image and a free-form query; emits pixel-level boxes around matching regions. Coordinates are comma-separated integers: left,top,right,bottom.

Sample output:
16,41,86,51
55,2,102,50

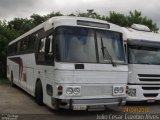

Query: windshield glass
97,30,125,64
56,26,125,64
56,26,97,63
128,45,160,65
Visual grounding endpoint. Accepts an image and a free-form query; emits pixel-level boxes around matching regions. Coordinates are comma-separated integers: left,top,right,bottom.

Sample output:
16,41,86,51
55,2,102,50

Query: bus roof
122,27,160,43
9,16,123,45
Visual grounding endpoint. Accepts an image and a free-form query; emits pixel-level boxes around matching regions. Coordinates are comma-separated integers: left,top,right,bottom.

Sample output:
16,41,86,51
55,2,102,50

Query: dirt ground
0,83,160,120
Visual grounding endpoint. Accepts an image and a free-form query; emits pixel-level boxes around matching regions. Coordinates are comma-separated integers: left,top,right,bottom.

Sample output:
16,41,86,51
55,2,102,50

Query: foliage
107,10,159,32
0,79,10,84
8,18,33,34
77,9,159,32
78,9,101,19
0,21,19,78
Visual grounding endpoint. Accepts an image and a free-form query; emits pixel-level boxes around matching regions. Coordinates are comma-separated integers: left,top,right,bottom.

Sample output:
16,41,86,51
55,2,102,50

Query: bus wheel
35,80,43,105
10,72,15,87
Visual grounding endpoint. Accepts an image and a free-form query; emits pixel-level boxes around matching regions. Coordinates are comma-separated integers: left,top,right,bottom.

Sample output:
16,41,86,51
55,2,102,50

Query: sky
0,0,160,29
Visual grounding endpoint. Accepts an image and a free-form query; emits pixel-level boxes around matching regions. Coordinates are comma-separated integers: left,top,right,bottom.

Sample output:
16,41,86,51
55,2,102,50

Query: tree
107,10,159,32
76,9,159,32
45,11,63,18
0,20,19,78
78,9,101,19
30,14,46,26
30,12,63,27
127,10,159,32
8,18,33,34
106,11,128,27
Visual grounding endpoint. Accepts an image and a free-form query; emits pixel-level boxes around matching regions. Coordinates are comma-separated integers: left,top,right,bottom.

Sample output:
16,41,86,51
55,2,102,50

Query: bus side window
37,38,46,63
39,38,46,53
45,35,54,65
17,42,21,53
45,35,53,54
8,43,17,55
20,38,28,52
37,35,54,65
28,34,37,50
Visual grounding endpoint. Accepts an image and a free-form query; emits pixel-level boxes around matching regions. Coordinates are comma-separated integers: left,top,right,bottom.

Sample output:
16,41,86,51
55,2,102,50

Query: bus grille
142,87,160,90
138,74,160,82
143,93,158,97
81,85,113,97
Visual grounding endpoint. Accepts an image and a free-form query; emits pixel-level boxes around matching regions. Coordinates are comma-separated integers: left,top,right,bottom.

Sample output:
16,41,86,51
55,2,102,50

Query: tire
35,80,44,105
10,72,15,87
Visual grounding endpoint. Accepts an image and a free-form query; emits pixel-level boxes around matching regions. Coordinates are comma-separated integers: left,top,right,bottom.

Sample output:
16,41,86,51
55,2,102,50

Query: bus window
45,35,54,65
37,38,46,63
49,35,53,53
28,34,37,50
17,42,21,53
20,38,28,51
8,43,17,55
45,35,53,53
39,38,46,53
37,35,54,65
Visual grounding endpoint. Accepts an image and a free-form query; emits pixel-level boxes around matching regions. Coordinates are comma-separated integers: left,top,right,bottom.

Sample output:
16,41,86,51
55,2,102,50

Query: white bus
123,24,160,103
7,16,128,110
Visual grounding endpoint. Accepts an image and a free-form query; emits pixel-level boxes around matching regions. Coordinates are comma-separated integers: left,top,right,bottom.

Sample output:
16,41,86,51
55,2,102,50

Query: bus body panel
7,53,36,96
128,64,160,84
34,63,128,108
127,64,160,102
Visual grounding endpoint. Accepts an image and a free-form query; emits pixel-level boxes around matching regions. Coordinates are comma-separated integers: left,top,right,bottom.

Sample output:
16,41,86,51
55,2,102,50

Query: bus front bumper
51,97,126,110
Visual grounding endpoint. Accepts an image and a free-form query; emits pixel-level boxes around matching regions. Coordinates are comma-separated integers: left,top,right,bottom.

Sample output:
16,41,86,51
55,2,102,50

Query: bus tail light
57,85,63,96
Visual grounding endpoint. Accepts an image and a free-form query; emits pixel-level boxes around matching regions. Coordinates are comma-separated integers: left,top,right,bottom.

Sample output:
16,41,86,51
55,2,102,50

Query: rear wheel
35,80,43,105
10,72,15,87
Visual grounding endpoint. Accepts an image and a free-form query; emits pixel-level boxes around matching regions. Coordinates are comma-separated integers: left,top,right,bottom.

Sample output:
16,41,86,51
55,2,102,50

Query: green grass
0,79,10,84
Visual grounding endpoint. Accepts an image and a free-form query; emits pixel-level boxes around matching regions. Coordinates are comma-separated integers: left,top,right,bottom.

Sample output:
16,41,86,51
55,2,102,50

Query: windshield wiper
101,37,117,67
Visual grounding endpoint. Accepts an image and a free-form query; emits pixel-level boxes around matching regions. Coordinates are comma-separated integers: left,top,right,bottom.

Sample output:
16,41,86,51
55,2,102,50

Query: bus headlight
119,87,124,93
66,87,73,95
128,88,136,97
113,86,125,95
74,87,80,95
66,86,81,96
114,87,119,94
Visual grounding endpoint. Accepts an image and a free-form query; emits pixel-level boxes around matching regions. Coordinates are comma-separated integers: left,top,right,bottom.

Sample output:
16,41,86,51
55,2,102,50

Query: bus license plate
73,105,87,110
147,99,155,103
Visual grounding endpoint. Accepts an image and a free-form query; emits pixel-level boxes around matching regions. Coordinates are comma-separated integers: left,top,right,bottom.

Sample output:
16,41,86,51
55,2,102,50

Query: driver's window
39,38,46,53
37,35,54,65
45,35,53,54
45,35,54,65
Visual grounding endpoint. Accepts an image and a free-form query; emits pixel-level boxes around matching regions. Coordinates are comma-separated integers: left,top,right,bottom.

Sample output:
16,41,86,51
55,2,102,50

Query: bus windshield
128,45,160,65
56,26,125,64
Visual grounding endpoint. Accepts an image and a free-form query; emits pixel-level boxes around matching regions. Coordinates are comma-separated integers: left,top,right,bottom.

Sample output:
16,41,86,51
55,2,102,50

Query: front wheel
35,80,43,105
